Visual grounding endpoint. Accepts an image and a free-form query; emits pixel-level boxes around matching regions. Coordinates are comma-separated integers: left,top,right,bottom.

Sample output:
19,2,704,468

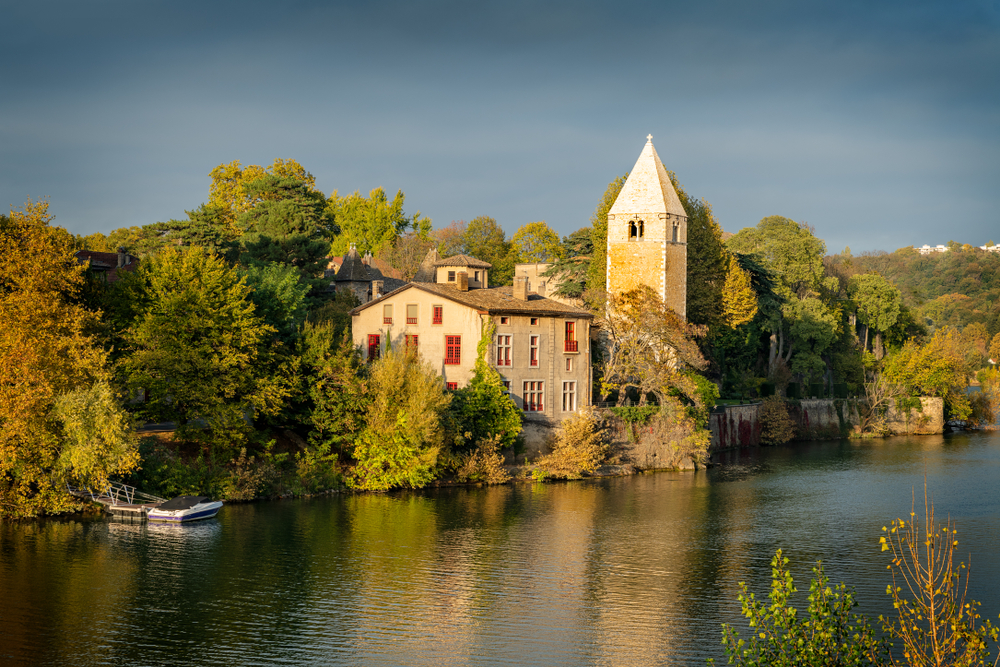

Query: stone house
350,272,593,451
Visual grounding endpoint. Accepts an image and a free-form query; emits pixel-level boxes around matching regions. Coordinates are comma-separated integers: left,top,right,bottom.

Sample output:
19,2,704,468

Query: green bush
759,396,795,445
713,549,889,666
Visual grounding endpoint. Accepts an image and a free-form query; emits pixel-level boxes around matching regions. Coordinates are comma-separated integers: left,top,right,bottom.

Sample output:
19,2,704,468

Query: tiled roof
433,254,492,269
351,282,593,318
75,250,139,283
335,247,371,282
609,136,687,218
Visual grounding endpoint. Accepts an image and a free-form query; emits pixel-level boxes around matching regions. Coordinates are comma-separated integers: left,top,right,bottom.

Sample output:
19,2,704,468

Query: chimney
537,280,546,298
117,247,127,268
457,271,469,291
372,280,384,299
513,275,528,301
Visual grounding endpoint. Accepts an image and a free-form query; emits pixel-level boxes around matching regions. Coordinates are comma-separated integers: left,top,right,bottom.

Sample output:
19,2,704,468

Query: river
2,432,999,666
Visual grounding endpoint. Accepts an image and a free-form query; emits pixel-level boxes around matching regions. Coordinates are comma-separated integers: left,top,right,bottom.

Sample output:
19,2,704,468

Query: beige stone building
350,273,593,448
607,135,688,318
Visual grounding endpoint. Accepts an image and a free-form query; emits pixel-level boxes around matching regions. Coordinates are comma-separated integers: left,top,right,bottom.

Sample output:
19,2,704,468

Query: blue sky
2,0,997,253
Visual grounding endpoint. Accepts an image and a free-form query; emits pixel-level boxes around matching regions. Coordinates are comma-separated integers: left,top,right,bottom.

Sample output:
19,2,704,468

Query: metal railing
68,481,166,506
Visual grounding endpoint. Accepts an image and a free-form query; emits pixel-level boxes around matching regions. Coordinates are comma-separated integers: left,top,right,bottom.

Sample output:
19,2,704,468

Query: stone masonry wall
708,397,944,450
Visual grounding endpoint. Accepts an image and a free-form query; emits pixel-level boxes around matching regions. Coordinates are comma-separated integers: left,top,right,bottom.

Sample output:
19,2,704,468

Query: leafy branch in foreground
879,488,999,667
712,549,888,666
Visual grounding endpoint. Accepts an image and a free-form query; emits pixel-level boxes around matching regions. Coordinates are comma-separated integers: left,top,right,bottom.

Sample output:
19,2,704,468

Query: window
446,382,458,391
496,334,512,366
562,381,577,412
564,321,578,352
406,304,418,325
672,223,679,243
474,271,480,283
367,334,380,361
432,305,443,324
405,334,419,350
448,270,456,282
523,381,544,412
566,357,573,372
501,379,511,393
383,304,393,325
629,219,645,240
500,316,509,325
530,317,538,326
529,335,539,367
445,335,461,365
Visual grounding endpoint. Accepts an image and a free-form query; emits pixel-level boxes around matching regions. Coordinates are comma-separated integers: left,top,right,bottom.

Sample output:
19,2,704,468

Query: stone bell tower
606,135,688,319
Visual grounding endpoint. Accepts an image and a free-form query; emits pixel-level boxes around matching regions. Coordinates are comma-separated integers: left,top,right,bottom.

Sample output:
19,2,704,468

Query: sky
2,0,998,253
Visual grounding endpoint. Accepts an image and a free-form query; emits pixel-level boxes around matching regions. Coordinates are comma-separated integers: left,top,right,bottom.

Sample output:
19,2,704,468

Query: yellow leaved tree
0,201,138,518
208,158,318,233
722,253,758,328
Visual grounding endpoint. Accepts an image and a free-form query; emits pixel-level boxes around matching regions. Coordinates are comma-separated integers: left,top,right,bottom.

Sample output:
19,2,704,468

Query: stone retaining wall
709,397,944,450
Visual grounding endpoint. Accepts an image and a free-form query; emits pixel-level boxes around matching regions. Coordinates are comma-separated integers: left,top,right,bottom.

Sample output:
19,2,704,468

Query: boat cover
156,496,211,510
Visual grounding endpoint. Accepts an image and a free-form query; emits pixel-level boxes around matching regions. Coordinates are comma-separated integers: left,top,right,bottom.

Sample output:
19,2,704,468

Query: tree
153,203,239,260
586,174,627,293
671,173,728,328
380,231,436,281
327,187,427,257
722,253,758,328
596,285,708,407
448,320,522,450
727,217,831,380
785,296,840,383
882,327,971,420
432,220,468,257
119,246,287,451
463,215,513,285
848,273,902,354
299,325,368,457
543,227,593,299
238,175,334,282
990,332,1000,363
347,347,451,491
51,381,140,490
209,158,318,233
727,216,827,299
239,261,310,343
509,221,564,264
0,201,128,517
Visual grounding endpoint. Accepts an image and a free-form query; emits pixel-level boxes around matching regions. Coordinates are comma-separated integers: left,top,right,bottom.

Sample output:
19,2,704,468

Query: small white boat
147,496,223,523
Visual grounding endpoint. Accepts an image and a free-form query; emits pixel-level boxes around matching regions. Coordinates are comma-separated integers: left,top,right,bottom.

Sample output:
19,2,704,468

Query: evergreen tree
586,174,627,293
238,175,334,281
543,227,593,299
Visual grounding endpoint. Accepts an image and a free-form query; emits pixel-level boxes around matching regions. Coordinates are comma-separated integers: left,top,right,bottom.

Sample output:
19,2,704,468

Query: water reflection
2,433,999,666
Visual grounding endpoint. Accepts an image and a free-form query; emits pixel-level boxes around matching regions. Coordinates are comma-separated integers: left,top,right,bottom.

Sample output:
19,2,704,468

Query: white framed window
523,381,544,412
496,334,512,366
562,381,576,412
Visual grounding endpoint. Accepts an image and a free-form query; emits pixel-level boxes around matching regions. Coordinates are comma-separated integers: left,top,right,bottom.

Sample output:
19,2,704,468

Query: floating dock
68,482,166,523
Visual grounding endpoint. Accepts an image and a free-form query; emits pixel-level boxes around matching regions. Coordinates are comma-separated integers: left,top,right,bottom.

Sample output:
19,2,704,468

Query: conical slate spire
608,135,686,218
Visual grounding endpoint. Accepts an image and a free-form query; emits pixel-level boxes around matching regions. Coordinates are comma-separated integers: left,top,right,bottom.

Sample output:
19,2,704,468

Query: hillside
827,245,1000,335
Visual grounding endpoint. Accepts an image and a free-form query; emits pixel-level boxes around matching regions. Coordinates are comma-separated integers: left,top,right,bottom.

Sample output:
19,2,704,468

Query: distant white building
915,244,948,255
980,244,1000,254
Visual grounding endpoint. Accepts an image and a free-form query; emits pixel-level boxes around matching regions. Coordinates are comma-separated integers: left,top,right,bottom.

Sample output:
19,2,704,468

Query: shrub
455,434,510,485
535,408,609,479
759,395,795,445
713,549,889,666
220,447,278,501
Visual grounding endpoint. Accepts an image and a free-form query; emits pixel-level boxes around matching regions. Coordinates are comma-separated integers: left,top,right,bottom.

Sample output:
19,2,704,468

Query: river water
3,432,999,666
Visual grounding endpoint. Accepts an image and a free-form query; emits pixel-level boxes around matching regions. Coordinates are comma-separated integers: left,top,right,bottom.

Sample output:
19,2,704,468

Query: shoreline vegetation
3,158,1000,519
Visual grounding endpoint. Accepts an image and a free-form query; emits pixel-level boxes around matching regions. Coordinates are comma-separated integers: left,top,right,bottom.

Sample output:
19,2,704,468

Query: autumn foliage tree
0,201,138,517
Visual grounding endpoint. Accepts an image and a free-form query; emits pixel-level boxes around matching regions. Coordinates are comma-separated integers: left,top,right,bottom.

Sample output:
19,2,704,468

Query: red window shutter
445,335,461,365
433,306,443,324
367,334,380,360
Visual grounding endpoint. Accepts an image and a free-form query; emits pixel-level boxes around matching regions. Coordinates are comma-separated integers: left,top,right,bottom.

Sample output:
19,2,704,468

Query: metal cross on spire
647,134,653,142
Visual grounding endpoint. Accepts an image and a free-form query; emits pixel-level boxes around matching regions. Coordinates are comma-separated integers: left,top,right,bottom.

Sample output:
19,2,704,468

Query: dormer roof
609,135,687,218
433,253,492,269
